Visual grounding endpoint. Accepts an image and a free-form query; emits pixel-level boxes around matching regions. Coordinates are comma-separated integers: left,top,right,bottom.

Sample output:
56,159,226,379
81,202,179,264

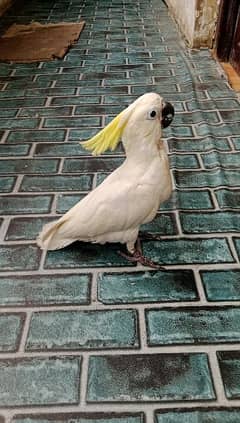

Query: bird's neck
122,135,165,163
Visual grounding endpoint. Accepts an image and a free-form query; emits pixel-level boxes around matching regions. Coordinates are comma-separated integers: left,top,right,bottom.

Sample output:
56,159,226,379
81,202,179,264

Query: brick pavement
0,0,240,422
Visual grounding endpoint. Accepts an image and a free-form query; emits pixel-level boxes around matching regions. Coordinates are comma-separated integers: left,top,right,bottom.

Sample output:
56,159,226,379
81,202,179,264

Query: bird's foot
139,231,162,241
118,249,164,270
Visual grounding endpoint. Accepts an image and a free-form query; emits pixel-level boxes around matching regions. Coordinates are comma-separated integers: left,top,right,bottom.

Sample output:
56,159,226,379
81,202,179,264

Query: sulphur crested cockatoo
37,92,174,268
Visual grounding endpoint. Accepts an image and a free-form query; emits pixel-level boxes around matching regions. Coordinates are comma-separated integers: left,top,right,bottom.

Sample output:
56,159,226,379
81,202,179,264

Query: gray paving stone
26,310,139,351
146,307,240,345
87,354,215,402
0,357,81,406
98,270,198,304
12,414,144,423
0,274,90,306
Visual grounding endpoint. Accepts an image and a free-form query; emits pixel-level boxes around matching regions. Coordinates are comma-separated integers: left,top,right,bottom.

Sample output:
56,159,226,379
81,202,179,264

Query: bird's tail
36,218,74,251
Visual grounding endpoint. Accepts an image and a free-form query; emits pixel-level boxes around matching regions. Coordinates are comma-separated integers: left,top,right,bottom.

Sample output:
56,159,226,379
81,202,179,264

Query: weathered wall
166,0,220,48
194,0,220,48
0,0,12,16
166,0,196,46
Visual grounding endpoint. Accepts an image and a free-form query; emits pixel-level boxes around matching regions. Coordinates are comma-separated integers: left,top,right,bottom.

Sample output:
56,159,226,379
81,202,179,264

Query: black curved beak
161,101,174,129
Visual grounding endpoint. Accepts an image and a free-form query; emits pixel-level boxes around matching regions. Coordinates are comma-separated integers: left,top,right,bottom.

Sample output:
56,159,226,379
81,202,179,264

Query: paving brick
186,98,240,111
26,310,139,351
142,238,234,265
51,95,102,106
0,357,81,406
0,176,16,193
218,351,240,400
141,213,177,235
155,409,240,422
56,80,102,88
20,175,92,192
103,95,137,105
232,137,240,150
0,159,59,174
233,238,240,261
180,211,240,233
215,189,240,209
56,194,86,214
98,270,198,304
0,313,24,352
0,245,41,271
0,89,25,98
0,195,52,215
146,307,240,346
161,189,213,211
0,118,40,129
63,158,124,173
195,123,240,137
0,144,31,156
34,143,89,157
19,106,73,118
78,86,129,95
44,243,134,269
8,81,52,90
0,274,90,306
44,117,101,128
12,413,144,423
168,138,231,152
68,128,99,141
165,126,194,138
74,105,123,115
87,354,215,402
6,217,56,240
6,129,66,143
25,88,77,97
0,108,18,118
201,270,240,301
220,110,240,122
202,152,240,169
174,170,240,188
174,111,220,125
170,154,199,169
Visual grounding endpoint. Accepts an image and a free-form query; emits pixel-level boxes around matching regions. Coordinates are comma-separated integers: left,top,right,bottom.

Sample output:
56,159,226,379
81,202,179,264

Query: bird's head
80,92,174,156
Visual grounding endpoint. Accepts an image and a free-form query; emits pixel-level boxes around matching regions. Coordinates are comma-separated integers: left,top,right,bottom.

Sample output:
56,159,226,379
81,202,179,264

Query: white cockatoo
37,92,174,268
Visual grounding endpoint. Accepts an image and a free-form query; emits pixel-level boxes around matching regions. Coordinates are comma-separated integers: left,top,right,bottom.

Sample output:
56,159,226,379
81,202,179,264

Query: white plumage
37,92,174,265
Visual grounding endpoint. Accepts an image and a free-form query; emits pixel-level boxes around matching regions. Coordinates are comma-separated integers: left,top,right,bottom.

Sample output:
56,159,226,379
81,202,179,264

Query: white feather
37,93,172,252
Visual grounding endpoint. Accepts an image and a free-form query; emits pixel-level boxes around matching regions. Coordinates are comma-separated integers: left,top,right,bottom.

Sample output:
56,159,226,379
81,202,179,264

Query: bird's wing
58,175,157,239
37,165,161,250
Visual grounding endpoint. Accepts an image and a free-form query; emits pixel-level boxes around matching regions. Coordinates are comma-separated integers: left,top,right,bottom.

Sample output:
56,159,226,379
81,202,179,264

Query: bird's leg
118,238,164,270
139,231,162,241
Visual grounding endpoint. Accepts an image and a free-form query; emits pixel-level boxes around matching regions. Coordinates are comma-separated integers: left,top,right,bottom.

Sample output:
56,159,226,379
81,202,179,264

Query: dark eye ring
148,109,157,119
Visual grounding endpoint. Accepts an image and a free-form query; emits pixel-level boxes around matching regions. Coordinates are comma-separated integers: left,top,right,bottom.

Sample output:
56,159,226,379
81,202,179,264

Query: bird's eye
147,109,157,119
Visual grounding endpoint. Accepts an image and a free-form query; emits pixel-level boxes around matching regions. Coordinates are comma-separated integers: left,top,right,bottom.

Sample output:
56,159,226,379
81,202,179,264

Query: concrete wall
166,0,196,46
166,0,220,48
0,0,12,16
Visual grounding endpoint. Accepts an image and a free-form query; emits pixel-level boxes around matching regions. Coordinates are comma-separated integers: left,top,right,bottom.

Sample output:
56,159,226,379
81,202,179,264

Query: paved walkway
0,0,240,422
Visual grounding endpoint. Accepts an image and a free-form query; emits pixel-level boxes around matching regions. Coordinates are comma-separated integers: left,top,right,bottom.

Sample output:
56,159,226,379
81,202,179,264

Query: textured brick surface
12,414,144,423
155,409,240,422
218,352,240,399
0,274,90,306
0,313,25,351
87,354,215,402
146,307,240,345
0,0,239,420
26,310,139,350
0,357,81,406
98,271,198,304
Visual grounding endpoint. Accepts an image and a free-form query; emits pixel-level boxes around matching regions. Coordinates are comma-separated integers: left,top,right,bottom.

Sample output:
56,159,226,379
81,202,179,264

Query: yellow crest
80,110,128,156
